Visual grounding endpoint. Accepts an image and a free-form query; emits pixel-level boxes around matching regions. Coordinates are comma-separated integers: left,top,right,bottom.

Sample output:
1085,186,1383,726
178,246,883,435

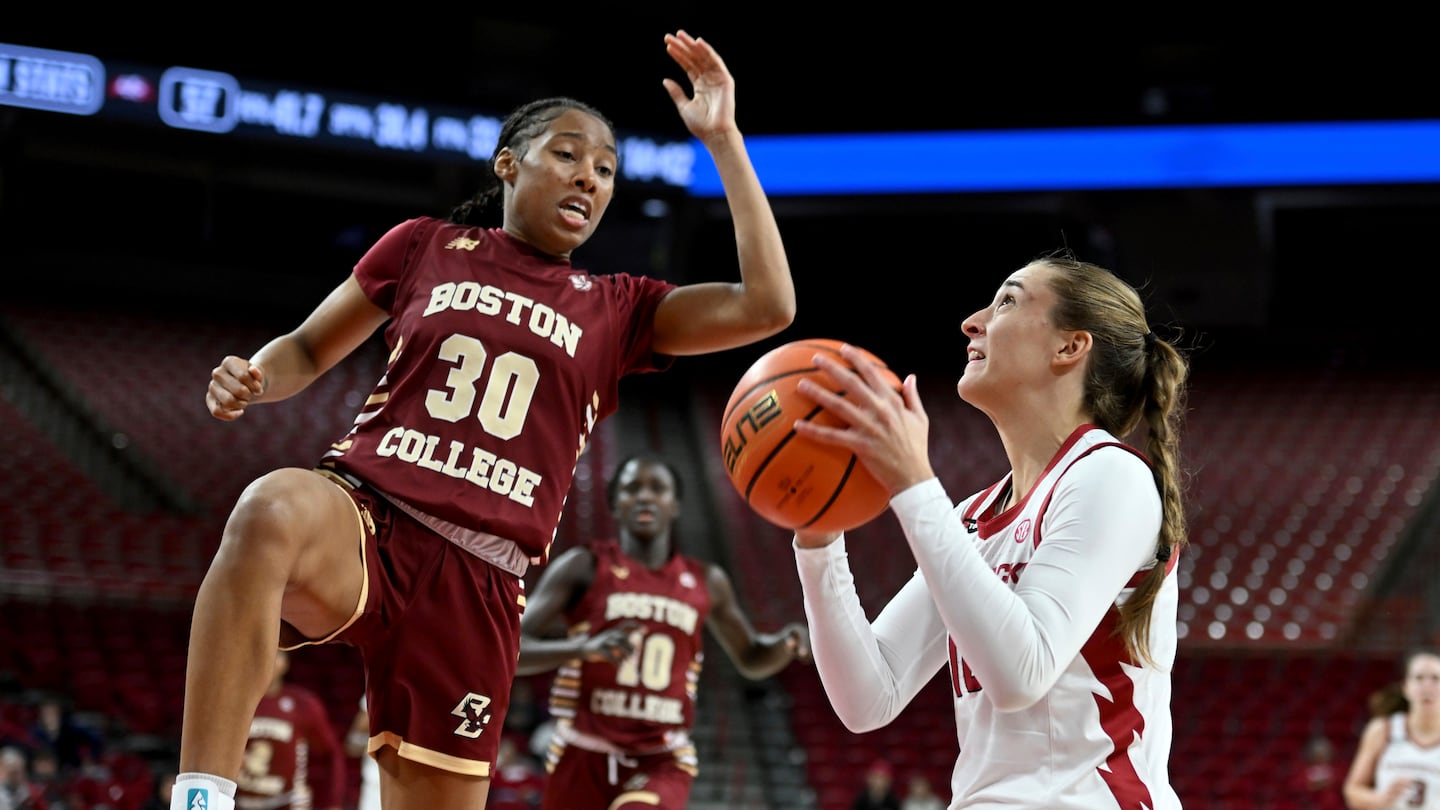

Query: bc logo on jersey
187,787,209,810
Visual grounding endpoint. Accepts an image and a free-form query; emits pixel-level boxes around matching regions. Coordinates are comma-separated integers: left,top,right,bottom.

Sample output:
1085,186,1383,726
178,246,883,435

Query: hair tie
1155,543,1172,562
1144,331,1157,345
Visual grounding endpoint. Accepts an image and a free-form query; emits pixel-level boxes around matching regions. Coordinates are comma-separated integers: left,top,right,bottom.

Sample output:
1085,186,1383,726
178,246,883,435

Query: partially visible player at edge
1343,647,1440,809
176,29,795,810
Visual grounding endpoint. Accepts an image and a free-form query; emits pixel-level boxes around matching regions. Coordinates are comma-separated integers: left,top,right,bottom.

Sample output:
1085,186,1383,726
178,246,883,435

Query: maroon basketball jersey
236,684,343,810
321,218,675,561
548,540,711,752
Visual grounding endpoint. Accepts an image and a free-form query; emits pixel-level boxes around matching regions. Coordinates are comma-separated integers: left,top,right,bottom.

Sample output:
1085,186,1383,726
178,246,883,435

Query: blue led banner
687,121,1440,196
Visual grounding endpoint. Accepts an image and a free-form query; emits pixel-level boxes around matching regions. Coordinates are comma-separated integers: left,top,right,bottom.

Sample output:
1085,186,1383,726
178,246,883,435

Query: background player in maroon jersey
236,651,343,810
178,29,796,810
517,454,811,810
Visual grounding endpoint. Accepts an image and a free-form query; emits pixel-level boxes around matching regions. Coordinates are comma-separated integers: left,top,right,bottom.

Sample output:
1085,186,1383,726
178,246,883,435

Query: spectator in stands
790,254,1189,808
234,650,344,810
26,750,72,810
899,772,944,810
516,454,811,810
850,759,901,810
175,29,795,810
0,746,42,810
28,697,100,776
1342,647,1440,809
1288,733,1343,809
0,709,39,756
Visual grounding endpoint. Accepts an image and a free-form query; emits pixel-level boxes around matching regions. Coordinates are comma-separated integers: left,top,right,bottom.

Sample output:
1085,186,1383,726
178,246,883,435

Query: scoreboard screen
0,42,697,189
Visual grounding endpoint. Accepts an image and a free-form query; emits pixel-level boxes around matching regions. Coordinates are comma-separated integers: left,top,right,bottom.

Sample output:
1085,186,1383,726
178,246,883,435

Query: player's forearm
794,539,918,733
1342,789,1377,809
515,637,587,677
247,334,326,403
731,632,797,680
706,131,795,329
1342,784,1394,810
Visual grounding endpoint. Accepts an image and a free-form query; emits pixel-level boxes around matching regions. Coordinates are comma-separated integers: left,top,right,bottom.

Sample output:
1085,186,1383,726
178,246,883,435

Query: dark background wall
4,20,1439,378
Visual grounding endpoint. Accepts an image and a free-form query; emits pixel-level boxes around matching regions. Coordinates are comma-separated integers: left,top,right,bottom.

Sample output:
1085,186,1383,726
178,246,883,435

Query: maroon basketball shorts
294,476,524,778
540,745,696,810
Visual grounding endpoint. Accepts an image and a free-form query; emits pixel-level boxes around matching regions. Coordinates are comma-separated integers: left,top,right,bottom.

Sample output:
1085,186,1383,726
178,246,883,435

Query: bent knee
222,468,348,555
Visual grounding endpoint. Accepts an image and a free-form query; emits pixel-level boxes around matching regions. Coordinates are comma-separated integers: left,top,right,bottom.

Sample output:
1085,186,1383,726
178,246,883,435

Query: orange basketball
719,338,902,533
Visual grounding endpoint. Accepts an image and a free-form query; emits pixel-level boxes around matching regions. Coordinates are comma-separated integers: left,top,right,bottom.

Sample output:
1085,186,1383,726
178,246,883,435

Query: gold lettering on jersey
248,717,295,742
424,281,585,357
590,688,684,724
446,237,481,251
238,739,289,796
376,425,542,507
239,718,296,797
604,593,698,634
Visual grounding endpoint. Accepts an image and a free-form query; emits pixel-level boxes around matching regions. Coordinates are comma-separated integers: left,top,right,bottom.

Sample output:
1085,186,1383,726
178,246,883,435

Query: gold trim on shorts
609,793,660,809
370,731,491,778
279,471,371,651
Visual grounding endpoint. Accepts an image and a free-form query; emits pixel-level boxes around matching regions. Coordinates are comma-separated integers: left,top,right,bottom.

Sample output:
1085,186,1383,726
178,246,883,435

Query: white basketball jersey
943,427,1180,809
1376,713,1440,809
796,425,1181,810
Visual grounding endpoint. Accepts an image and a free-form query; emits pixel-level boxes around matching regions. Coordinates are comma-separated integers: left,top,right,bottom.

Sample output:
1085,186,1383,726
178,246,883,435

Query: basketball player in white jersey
1345,648,1440,809
788,254,1189,808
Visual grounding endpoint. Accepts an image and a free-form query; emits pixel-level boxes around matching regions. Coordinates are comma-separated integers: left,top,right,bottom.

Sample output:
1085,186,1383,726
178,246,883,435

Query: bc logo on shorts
451,692,493,738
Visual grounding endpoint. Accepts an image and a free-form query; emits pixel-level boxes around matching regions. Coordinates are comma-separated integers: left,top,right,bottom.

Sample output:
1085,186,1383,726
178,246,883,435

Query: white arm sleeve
893,451,1160,712
793,536,951,733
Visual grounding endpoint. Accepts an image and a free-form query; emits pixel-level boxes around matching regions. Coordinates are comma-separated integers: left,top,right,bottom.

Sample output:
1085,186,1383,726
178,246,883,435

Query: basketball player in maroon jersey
179,30,796,810
236,651,344,810
517,454,811,809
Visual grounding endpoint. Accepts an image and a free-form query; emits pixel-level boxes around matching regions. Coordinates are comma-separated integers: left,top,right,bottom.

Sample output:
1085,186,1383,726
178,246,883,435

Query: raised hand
662,30,737,143
207,356,265,421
